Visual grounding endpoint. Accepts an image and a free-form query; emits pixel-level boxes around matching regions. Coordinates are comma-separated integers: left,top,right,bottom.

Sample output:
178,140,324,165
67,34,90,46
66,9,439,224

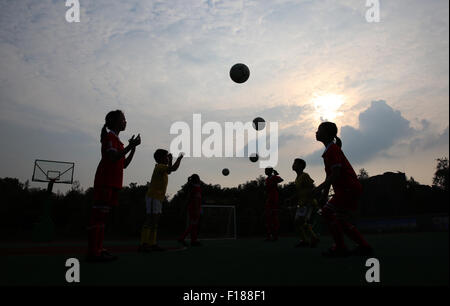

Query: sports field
1,232,448,286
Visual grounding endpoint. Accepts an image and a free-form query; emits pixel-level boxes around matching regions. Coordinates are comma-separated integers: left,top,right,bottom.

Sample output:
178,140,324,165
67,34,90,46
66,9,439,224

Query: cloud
305,100,448,165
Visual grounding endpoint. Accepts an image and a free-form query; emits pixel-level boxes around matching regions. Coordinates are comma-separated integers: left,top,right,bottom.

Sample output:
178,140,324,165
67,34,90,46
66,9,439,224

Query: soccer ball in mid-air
249,153,259,163
229,63,250,84
252,117,265,130
222,168,230,176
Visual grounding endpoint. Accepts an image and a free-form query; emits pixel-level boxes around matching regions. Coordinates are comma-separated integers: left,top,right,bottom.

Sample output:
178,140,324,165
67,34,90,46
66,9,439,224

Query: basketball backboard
32,159,74,184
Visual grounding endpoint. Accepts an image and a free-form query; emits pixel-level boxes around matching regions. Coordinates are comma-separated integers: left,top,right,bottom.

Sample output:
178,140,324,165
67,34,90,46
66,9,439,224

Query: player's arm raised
168,153,184,174
124,134,141,169
106,134,141,163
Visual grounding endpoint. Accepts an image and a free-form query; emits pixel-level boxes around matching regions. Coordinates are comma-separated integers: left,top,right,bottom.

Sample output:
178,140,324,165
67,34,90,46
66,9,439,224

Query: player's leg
304,206,320,247
321,202,348,257
139,196,154,252
264,203,273,241
190,210,202,246
338,217,373,256
139,214,152,252
87,187,116,262
178,208,193,246
271,208,280,241
87,206,105,257
149,198,163,250
149,213,162,250
295,216,309,247
336,191,373,256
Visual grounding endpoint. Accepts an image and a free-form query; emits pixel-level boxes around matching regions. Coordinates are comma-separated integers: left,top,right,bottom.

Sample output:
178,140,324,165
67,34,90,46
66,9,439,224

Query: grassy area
1,232,448,286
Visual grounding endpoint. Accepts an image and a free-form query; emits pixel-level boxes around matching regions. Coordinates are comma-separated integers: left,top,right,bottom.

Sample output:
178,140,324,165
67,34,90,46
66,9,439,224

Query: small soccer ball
230,63,250,84
222,168,230,176
249,153,259,163
252,117,265,130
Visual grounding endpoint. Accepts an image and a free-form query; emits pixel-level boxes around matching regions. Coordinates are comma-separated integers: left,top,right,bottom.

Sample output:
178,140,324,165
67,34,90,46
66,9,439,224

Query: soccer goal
196,205,237,240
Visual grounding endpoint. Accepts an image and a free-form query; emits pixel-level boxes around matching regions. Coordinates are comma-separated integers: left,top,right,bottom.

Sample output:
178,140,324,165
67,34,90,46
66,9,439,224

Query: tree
433,157,449,191
357,168,369,180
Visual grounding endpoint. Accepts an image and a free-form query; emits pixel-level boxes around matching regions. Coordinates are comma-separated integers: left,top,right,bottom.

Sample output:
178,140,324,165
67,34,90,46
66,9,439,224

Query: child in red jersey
178,174,203,247
313,122,373,258
87,110,141,262
264,167,284,241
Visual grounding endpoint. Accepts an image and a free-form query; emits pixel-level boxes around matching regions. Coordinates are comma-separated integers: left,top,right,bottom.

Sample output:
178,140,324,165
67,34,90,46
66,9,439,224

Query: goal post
195,204,237,240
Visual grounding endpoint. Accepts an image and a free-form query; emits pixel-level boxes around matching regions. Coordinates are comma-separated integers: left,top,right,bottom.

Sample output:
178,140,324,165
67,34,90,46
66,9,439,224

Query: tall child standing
87,110,141,262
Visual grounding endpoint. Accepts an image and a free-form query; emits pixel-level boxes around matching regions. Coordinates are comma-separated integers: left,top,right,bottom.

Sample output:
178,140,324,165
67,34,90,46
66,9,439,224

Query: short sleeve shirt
322,143,361,193
94,131,125,188
146,163,169,201
295,172,315,206
265,175,282,203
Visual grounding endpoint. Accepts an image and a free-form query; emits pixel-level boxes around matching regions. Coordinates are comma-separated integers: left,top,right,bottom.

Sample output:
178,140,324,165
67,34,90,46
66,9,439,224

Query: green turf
1,232,448,286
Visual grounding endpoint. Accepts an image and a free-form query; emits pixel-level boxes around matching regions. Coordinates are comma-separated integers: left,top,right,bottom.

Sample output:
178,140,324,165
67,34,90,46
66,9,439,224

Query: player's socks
150,228,157,246
339,220,370,247
140,226,151,245
87,225,99,256
87,207,106,256
191,224,198,242
298,227,307,243
180,225,193,241
96,224,105,256
305,224,318,240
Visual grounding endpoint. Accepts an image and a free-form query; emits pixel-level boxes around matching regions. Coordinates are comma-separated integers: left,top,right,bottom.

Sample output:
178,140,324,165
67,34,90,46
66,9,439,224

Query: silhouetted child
313,122,373,257
139,150,183,252
291,158,320,248
264,167,284,241
178,174,203,247
87,110,141,262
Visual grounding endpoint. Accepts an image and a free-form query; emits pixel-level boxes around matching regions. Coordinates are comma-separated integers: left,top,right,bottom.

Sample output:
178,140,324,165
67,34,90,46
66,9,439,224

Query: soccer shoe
310,237,320,248
177,239,189,247
150,244,166,252
350,245,374,257
295,240,310,248
100,249,118,261
138,243,152,253
85,252,117,263
322,247,350,258
191,241,203,247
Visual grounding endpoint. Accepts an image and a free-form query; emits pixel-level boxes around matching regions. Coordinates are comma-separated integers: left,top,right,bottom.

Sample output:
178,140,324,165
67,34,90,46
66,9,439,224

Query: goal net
195,205,237,240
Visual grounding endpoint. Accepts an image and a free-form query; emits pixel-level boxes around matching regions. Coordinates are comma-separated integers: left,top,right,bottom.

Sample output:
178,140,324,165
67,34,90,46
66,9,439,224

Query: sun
312,93,345,121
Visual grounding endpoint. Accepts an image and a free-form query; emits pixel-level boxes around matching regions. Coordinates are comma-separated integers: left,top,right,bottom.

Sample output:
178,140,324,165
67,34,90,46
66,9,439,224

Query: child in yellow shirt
139,149,183,252
291,158,320,248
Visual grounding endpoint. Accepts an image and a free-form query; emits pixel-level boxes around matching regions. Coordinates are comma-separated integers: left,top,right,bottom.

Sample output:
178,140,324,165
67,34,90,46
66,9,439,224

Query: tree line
0,158,448,240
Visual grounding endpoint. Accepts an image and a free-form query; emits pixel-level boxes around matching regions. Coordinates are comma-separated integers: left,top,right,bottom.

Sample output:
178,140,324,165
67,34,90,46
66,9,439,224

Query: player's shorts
145,197,162,215
295,206,311,219
93,186,120,207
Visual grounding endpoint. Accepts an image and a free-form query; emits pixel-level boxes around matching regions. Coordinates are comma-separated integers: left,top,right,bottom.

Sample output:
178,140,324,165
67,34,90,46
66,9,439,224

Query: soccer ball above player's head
316,121,342,148
265,167,274,176
100,110,126,142
154,149,169,164
292,158,306,173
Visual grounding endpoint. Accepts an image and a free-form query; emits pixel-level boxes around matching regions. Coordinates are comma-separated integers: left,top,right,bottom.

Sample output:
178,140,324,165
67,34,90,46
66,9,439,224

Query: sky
0,0,448,198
